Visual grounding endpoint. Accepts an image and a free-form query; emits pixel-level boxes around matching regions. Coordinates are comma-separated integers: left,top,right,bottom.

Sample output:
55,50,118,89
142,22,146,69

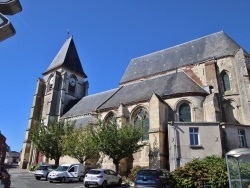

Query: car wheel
117,178,122,186
85,185,89,187
79,176,84,182
101,180,107,188
49,181,53,183
35,177,41,180
61,177,66,183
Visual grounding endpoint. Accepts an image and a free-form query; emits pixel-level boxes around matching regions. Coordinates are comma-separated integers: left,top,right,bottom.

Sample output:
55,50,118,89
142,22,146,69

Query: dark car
134,169,172,188
0,166,11,188
34,165,58,181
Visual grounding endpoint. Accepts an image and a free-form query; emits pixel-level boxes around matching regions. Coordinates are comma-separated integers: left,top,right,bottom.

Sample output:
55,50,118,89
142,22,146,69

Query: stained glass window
134,108,149,141
222,71,231,92
179,103,191,122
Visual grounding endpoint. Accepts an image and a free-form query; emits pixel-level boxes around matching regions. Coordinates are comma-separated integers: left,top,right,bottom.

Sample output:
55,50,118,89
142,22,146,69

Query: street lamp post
0,0,22,42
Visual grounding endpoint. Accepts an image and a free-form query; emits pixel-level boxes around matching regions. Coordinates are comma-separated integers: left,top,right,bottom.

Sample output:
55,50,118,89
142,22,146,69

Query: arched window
105,113,116,125
179,103,191,122
47,75,54,92
221,71,231,92
68,75,77,94
134,108,149,141
247,69,250,81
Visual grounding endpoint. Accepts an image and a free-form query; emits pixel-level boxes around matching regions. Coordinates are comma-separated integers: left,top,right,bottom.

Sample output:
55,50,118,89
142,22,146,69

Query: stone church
20,31,250,173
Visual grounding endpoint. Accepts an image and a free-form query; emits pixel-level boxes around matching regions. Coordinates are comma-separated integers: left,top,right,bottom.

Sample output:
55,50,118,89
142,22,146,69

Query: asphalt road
7,165,132,188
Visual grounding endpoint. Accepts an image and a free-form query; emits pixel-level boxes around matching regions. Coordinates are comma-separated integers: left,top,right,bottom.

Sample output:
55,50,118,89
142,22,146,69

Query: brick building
0,132,8,166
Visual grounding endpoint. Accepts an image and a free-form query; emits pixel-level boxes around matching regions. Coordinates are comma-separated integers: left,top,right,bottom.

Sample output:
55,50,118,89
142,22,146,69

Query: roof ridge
43,37,87,77
131,31,224,61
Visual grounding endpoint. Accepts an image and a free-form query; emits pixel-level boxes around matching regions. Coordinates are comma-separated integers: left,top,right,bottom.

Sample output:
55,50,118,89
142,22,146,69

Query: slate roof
63,72,207,120
43,37,87,77
74,116,97,128
62,88,119,118
99,72,207,110
120,31,243,84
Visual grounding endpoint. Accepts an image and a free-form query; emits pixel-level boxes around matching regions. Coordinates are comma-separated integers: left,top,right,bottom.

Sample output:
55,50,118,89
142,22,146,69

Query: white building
5,151,20,164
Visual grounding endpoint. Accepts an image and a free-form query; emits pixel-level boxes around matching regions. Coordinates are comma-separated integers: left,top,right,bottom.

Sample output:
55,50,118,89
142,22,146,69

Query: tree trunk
78,157,84,164
114,161,119,174
55,157,60,166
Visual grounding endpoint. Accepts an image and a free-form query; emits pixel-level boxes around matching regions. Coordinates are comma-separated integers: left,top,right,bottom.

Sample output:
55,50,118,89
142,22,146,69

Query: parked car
34,165,58,181
84,169,122,188
134,169,172,188
48,163,85,183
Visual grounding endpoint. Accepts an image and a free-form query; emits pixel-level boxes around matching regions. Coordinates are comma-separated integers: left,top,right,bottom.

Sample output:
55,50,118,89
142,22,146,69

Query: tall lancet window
105,112,116,125
134,108,149,141
221,71,231,92
48,75,54,92
179,103,191,122
68,75,76,94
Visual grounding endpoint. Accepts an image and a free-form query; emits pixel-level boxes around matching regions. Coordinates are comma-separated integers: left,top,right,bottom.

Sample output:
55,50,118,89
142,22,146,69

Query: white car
48,163,84,183
84,169,122,188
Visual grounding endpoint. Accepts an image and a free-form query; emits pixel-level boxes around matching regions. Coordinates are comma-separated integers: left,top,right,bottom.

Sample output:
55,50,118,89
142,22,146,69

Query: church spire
43,37,87,78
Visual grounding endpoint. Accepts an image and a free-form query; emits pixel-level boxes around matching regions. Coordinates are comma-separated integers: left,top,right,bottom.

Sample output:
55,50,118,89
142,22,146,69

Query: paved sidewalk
8,167,30,174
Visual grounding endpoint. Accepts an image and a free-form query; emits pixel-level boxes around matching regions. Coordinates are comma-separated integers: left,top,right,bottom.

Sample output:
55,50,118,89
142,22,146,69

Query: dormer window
68,75,76,94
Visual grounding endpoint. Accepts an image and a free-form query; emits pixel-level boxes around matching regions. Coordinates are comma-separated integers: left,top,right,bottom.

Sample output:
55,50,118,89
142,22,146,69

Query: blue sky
1,0,250,152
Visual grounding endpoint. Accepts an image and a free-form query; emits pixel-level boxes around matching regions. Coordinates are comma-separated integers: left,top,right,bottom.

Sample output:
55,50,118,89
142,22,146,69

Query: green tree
62,125,99,164
30,120,75,166
92,119,146,173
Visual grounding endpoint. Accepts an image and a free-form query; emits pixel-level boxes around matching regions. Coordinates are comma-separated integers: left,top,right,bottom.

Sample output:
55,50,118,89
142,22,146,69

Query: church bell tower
20,37,88,168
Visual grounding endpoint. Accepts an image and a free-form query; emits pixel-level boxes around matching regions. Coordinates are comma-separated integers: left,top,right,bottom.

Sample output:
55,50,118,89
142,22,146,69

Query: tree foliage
92,119,147,173
29,120,75,165
171,155,228,188
62,124,99,164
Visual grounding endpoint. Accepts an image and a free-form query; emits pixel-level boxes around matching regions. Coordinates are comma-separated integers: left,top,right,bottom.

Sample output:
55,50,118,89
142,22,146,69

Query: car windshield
37,166,48,170
87,170,102,175
137,170,158,176
48,165,58,170
56,166,68,171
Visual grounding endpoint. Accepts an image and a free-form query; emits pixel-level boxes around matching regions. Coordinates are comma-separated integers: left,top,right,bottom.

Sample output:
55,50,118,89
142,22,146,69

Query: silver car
84,169,122,188
34,165,58,181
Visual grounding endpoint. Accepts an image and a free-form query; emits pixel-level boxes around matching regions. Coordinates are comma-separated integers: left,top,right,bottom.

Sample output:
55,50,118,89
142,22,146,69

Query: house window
134,108,149,141
221,71,231,92
179,103,191,122
189,127,199,146
238,129,247,148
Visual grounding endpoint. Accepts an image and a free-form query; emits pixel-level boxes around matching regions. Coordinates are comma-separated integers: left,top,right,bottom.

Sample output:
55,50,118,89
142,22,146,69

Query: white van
47,163,84,183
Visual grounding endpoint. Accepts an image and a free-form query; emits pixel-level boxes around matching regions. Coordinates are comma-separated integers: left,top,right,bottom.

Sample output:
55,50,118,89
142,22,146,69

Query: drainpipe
169,121,178,170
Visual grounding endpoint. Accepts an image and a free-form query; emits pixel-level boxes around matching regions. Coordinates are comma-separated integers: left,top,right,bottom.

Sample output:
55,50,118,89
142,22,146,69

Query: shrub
172,156,228,188
130,165,142,179
28,164,39,171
